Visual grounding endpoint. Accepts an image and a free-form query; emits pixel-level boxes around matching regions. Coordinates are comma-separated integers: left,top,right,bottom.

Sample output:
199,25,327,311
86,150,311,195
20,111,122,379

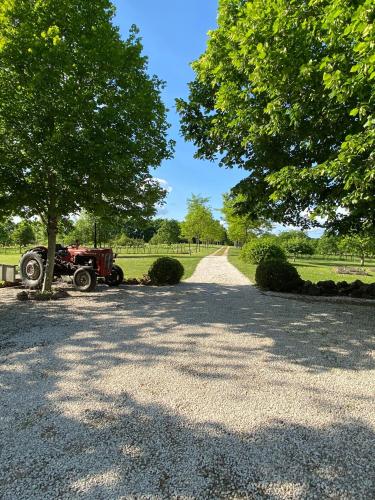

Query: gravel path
0,255,374,499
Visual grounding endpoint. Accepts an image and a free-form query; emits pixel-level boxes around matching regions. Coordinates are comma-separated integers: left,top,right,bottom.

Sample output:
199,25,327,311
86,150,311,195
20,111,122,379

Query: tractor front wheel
105,264,124,286
73,268,97,292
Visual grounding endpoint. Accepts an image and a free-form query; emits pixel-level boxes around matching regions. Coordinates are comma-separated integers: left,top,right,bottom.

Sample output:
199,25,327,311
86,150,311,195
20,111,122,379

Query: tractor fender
75,264,95,272
24,246,48,262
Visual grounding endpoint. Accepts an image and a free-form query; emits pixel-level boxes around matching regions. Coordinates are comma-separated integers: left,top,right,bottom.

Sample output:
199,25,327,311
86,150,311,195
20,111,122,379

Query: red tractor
19,244,124,292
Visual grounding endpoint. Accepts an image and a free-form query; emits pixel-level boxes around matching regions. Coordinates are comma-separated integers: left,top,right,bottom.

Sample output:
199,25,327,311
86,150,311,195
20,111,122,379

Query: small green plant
148,257,184,285
34,291,54,301
16,291,29,301
0,280,6,288
241,240,286,264
255,258,303,292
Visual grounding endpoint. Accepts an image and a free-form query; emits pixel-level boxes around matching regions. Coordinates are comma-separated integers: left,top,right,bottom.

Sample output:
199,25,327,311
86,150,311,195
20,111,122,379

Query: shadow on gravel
1,281,373,373
1,283,374,497
0,387,374,498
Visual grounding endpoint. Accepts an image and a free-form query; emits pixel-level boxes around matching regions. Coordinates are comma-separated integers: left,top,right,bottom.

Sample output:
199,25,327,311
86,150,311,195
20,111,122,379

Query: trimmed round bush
240,239,286,264
255,258,303,292
148,257,184,285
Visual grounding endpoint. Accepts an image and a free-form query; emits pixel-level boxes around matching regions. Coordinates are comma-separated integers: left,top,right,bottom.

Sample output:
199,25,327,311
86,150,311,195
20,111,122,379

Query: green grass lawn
116,246,218,280
228,247,375,284
0,246,219,281
228,248,257,283
0,253,19,266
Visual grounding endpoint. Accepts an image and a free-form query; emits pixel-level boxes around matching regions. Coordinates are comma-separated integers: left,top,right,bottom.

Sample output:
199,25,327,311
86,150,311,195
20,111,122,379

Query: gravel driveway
0,254,374,499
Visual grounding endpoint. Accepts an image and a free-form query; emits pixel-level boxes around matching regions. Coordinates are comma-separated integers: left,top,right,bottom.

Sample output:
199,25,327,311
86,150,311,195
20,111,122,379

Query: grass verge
228,248,257,283
228,248,375,284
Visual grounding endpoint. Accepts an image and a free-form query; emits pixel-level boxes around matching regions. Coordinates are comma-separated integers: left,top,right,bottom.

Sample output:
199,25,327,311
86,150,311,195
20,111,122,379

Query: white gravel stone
0,254,374,499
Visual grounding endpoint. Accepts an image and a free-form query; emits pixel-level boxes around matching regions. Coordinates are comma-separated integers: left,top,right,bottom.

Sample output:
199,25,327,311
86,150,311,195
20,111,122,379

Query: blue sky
113,0,247,221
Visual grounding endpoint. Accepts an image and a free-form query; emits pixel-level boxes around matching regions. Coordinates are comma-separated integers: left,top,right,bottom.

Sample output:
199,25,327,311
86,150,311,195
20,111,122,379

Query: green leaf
177,0,375,234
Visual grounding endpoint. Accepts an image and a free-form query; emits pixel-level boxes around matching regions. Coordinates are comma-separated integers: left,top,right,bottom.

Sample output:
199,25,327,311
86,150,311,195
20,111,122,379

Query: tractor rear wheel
105,264,124,286
73,268,97,292
19,251,45,289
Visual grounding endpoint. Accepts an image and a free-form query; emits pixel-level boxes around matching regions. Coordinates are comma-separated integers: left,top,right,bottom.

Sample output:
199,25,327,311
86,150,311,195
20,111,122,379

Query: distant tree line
0,194,228,251
3,198,373,265
221,191,375,266
230,230,375,267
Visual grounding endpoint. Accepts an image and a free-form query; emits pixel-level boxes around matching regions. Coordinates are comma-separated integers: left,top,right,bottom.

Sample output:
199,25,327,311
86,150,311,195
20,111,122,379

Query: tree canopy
282,237,315,261
316,234,340,255
181,195,213,244
338,233,375,266
222,193,270,245
0,217,14,246
12,220,35,249
150,219,181,245
177,0,375,234
0,0,173,289
181,195,225,245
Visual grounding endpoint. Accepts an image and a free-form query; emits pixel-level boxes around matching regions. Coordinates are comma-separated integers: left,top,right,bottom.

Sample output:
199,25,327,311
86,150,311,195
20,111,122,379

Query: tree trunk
43,215,58,292
360,253,365,267
94,222,98,248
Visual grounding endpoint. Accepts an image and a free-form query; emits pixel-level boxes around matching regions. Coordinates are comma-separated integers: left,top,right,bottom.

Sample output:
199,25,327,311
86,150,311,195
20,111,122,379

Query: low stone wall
0,264,16,283
301,279,375,300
